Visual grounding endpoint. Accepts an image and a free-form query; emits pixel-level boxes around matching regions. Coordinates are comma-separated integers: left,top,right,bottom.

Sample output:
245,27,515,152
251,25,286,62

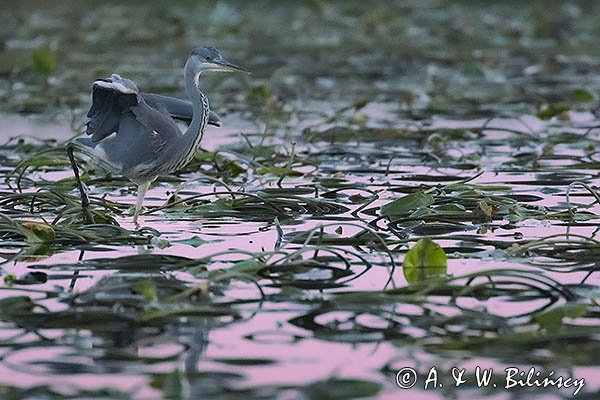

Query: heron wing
86,74,182,150
77,111,178,177
141,93,222,127
130,101,183,147
86,74,141,143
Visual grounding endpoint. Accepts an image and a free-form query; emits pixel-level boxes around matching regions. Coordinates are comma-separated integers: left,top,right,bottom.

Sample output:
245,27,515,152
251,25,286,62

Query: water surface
1,1,600,399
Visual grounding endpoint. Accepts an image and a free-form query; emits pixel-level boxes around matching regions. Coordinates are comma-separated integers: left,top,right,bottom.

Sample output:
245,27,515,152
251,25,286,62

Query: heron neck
179,59,208,159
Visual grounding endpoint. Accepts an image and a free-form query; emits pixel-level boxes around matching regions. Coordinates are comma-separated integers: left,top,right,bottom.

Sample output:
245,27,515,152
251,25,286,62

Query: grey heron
67,45,248,224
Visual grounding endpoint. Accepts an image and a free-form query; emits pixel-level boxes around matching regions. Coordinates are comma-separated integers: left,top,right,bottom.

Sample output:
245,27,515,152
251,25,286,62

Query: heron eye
205,56,210,61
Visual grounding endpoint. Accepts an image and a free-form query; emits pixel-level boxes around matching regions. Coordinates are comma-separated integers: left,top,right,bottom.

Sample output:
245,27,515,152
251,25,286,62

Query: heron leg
67,144,94,224
133,181,150,225
67,144,89,208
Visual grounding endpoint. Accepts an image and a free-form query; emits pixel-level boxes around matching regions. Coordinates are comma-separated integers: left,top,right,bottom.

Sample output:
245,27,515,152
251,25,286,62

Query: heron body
68,45,248,224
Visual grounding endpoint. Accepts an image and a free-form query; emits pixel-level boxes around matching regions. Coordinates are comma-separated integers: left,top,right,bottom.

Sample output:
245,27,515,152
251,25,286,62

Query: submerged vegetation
1,1,600,399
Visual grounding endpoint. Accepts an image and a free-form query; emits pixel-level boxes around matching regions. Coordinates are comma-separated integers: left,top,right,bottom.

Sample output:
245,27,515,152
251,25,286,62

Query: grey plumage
142,93,222,127
68,45,248,224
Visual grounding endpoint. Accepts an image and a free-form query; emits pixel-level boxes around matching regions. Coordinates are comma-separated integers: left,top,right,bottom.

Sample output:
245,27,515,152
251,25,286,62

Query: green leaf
19,156,70,168
31,48,56,75
3,274,16,285
0,296,36,318
246,84,272,100
380,191,434,218
17,221,56,243
161,368,184,399
571,88,595,102
476,199,497,219
223,160,246,177
190,198,233,212
408,207,433,218
131,279,158,302
537,102,571,120
462,61,485,77
256,166,303,177
533,303,587,331
192,151,246,177
402,238,448,284
434,203,466,212
209,259,265,282
172,235,216,248
13,271,48,285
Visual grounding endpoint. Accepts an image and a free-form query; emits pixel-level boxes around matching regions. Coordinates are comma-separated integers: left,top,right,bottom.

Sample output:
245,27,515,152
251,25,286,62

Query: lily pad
380,191,434,219
402,238,448,283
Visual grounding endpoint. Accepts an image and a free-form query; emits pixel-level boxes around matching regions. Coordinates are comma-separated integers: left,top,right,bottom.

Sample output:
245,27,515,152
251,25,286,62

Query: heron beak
218,60,250,74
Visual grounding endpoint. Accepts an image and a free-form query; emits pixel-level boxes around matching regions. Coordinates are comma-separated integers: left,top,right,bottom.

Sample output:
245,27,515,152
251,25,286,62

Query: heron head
190,45,249,74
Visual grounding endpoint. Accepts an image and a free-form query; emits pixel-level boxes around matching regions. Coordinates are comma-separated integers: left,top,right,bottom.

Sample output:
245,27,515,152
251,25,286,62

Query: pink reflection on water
1,112,600,398
0,346,160,398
